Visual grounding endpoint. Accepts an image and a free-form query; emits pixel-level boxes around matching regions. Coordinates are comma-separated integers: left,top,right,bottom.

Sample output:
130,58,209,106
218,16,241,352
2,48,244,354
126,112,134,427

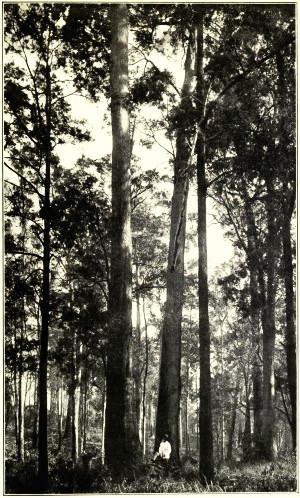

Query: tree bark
38,59,52,492
261,178,278,461
276,51,296,452
226,377,239,462
155,31,195,466
282,212,296,450
105,4,141,475
142,298,149,456
196,17,214,483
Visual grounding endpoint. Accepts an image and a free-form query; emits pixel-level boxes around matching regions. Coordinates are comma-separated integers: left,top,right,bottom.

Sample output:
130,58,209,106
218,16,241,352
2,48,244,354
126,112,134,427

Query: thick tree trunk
155,33,195,466
105,4,141,475
196,19,214,483
38,61,52,492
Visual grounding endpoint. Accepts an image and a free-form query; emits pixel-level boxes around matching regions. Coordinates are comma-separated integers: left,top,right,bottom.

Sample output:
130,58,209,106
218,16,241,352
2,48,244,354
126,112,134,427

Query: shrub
5,458,38,494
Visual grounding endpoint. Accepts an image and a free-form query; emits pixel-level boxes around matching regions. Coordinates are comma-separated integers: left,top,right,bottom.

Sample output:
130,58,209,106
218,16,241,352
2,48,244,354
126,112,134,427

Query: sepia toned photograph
3,1,296,494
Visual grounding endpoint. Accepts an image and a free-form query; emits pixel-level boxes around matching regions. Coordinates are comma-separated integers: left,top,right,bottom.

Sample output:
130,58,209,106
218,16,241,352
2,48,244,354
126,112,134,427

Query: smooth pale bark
242,369,252,461
142,298,149,456
73,344,82,461
134,265,142,441
155,33,195,466
196,18,214,482
226,377,240,462
101,378,106,465
17,371,25,462
57,377,63,452
105,4,141,474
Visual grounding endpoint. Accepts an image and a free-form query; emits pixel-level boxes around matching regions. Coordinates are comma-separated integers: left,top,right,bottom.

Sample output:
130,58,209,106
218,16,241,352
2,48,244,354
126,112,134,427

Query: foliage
6,451,296,493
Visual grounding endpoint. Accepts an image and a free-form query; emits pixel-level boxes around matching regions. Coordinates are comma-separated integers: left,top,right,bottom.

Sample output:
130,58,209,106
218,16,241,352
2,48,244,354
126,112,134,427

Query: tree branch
6,250,43,261
4,162,44,201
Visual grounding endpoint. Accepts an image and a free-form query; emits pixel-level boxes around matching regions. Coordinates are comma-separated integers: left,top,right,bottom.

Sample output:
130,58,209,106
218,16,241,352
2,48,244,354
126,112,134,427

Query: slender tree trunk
38,60,52,492
82,366,88,453
13,322,19,455
250,268,263,457
282,214,296,450
134,265,142,441
101,377,106,466
17,369,25,462
155,32,195,466
32,373,38,449
57,376,63,452
276,52,296,451
196,18,214,483
142,298,149,456
105,6,141,474
226,377,240,462
261,179,278,461
63,390,72,440
73,344,82,462
242,370,252,461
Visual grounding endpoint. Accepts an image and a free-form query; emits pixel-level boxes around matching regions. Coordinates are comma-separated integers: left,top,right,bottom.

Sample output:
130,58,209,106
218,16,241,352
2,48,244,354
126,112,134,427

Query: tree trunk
105,4,141,475
17,369,25,462
101,377,106,465
282,213,296,450
38,60,52,493
155,32,195,466
134,265,142,442
196,18,214,483
63,391,72,440
241,168,264,457
57,376,63,452
226,377,239,462
261,179,278,461
242,370,252,461
276,52,296,452
73,345,82,462
142,298,149,456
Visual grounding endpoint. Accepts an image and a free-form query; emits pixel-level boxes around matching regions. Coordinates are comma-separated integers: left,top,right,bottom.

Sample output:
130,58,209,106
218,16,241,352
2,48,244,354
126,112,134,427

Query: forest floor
5,447,297,493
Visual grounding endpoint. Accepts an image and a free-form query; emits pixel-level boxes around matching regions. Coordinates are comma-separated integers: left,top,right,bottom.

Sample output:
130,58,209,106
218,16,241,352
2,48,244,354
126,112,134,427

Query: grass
5,452,297,493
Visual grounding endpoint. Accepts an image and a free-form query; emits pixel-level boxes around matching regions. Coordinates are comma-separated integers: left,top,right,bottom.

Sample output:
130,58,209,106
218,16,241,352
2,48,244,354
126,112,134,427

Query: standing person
153,434,171,476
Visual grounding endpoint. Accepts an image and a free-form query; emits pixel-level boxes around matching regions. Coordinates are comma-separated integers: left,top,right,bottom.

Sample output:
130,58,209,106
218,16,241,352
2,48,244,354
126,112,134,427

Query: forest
4,2,296,494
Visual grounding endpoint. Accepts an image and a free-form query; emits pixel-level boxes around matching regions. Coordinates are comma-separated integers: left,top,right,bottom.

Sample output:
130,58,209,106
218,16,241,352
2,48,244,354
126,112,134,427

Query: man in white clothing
153,434,171,476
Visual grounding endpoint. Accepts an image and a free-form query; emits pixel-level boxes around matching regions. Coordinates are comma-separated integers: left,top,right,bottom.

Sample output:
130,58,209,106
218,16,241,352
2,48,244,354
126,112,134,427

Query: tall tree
195,12,214,482
4,4,90,489
155,29,196,465
105,4,141,475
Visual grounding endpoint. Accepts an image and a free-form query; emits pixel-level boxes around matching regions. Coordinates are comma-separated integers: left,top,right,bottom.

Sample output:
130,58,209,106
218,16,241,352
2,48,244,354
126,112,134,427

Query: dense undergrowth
5,450,297,494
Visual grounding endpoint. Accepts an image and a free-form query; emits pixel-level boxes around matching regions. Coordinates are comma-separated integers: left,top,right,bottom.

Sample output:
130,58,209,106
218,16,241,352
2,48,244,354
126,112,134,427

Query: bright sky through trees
56,92,234,272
